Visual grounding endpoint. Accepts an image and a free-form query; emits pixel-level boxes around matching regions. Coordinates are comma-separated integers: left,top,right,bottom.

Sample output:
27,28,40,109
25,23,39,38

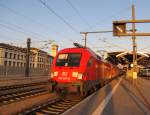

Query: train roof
58,47,101,60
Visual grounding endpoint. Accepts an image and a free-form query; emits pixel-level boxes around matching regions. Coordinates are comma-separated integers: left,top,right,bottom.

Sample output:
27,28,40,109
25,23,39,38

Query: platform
63,76,150,115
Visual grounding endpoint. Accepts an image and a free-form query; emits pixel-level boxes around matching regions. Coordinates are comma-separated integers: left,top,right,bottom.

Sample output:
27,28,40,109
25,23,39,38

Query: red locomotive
49,45,122,96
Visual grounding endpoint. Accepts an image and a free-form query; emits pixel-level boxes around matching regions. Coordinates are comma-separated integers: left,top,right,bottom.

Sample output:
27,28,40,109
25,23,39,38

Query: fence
0,66,50,77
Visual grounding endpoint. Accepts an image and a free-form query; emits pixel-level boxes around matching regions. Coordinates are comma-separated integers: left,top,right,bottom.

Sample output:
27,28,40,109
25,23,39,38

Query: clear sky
0,0,150,54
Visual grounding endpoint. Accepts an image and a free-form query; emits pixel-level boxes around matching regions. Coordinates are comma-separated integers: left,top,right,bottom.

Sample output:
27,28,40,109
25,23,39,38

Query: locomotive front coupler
49,79,57,92
55,86,67,97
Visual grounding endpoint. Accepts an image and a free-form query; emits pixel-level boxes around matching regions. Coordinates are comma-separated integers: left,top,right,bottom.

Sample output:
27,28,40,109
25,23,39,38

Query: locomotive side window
87,58,93,67
56,53,81,67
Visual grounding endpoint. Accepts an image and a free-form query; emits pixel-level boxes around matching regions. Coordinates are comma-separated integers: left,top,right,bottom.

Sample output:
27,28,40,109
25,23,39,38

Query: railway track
0,82,47,91
19,94,82,115
18,77,116,115
142,76,150,80
0,82,49,105
139,76,150,80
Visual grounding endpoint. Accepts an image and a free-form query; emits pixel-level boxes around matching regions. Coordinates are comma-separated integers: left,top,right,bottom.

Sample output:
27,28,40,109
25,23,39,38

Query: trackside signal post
113,4,150,80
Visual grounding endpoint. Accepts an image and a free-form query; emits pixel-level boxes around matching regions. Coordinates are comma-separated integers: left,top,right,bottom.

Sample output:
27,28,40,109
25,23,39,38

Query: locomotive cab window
56,54,68,66
56,53,81,67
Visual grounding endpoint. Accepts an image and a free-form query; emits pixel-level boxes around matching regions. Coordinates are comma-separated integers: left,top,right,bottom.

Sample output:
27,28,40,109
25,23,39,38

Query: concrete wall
0,66,50,77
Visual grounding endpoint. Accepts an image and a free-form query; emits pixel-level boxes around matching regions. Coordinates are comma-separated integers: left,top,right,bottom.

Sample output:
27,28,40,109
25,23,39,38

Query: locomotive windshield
56,53,81,67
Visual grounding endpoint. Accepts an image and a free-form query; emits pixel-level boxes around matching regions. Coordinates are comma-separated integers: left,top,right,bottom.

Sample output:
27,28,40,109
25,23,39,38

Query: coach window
87,58,93,67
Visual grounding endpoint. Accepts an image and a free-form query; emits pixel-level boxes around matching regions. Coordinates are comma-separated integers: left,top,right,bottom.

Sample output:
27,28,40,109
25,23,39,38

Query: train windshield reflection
56,53,81,67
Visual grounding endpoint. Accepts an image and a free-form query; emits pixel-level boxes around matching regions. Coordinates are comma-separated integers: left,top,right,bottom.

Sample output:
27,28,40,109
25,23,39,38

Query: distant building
0,43,27,67
0,43,53,76
30,48,53,69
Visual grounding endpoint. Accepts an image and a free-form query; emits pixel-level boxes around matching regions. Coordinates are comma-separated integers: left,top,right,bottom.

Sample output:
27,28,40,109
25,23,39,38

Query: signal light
130,64,134,67
113,22,126,36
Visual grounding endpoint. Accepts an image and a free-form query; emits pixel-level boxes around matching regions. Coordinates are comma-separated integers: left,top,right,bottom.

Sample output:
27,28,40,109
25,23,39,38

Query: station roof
107,51,150,67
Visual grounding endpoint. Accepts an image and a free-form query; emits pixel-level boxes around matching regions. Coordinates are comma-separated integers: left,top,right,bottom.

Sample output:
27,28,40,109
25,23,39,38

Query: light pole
131,4,137,79
25,38,31,77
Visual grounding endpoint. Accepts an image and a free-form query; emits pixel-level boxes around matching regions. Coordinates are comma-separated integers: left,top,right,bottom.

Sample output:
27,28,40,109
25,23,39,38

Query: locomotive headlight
51,71,58,78
54,71,58,76
72,72,78,77
77,73,83,80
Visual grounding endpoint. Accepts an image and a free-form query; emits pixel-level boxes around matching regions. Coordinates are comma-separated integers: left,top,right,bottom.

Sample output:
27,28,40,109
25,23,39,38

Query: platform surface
63,76,150,115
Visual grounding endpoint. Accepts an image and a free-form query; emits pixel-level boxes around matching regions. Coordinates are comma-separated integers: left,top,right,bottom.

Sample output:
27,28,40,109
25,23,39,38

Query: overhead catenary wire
0,3,56,46
0,32,21,42
0,19,48,40
0,30,54,48
38,0,86,46
99,38,129,52
86,5,131,31
38,0,79,34
0,23,54,48
0,0,140,52
0,3,74,46
65,0,91,29
0,3,55,38
0,23,37,39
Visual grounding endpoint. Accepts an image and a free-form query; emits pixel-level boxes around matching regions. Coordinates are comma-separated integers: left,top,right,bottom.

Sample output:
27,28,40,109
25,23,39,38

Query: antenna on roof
73,42,84,48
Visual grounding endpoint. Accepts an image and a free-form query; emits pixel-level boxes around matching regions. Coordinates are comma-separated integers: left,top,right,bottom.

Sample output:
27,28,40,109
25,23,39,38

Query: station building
0,43,54,77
